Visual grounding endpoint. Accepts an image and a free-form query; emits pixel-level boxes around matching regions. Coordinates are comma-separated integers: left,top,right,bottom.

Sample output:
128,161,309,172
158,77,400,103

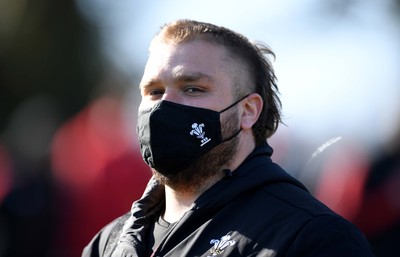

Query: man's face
139,40,240,112
139,40,243,191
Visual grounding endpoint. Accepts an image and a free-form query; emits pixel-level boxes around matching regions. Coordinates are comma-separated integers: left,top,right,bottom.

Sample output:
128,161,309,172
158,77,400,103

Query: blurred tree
0,0,106,256
0,0,104,132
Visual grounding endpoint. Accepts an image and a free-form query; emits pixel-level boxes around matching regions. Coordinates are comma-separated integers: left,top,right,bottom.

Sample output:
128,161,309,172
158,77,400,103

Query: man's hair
152,19,282,145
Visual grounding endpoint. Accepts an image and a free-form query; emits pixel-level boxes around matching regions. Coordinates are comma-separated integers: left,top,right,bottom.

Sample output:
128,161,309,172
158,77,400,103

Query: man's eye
184,87,204,93
149,89,164,96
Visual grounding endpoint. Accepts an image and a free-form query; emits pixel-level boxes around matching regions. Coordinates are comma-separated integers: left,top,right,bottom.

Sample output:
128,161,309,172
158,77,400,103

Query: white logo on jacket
208,234,236,256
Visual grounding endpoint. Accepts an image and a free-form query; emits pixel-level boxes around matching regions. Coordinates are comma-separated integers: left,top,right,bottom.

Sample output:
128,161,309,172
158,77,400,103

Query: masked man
82,19,375,257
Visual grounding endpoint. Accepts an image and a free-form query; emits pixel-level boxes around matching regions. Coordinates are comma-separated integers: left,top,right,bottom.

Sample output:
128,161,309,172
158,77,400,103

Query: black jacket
82,143,375,257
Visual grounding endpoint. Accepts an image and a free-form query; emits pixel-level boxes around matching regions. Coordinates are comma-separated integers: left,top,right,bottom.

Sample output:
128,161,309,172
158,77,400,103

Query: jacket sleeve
81,220,117,257
285,214,375,257
81,230,101,257
81,213,131,257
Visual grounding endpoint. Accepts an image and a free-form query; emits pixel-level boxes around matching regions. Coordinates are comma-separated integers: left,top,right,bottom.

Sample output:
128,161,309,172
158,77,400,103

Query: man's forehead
171,66,214,80
148,39,228,56
143,42,222,74
142,40,246,88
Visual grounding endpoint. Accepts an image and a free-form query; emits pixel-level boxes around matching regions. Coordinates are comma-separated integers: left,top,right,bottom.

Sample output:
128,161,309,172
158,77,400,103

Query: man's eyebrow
140,79,158,89
140,72,214,89
174,72,214,83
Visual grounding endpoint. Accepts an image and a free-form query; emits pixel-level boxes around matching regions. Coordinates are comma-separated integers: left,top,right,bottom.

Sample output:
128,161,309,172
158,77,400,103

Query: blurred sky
76,0,400,153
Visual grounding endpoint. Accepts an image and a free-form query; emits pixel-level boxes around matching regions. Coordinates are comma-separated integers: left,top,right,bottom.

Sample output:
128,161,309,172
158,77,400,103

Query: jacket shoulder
81,212,130,257
260,180,334,217
286,214,375,256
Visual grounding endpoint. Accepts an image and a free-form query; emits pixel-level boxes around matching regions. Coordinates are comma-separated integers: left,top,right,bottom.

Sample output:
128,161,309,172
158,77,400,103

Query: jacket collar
193,142,307,210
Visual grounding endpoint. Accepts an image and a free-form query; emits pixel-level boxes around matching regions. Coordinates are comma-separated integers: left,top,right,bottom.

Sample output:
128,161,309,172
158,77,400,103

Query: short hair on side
151,19,282,145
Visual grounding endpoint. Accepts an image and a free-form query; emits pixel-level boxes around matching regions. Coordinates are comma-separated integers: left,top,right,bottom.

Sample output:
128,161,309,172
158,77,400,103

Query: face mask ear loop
219,94,250,142
219,93,251,114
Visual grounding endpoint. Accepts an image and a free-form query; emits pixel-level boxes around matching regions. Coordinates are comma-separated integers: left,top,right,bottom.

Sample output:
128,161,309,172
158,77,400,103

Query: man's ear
240,93,263,130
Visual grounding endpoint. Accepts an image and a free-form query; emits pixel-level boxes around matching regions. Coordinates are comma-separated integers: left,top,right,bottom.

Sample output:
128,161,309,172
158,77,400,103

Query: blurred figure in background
1,0,99,255
51,96,151,257
301,127,400,257
0,0,149,256
355,125,400,257
353,127,400,257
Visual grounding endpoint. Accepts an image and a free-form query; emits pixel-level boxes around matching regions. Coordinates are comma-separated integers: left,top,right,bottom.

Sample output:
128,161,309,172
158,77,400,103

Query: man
82,19,375,257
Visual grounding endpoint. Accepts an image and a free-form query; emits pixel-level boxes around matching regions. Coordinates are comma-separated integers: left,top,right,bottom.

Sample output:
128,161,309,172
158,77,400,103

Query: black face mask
136,95,248,176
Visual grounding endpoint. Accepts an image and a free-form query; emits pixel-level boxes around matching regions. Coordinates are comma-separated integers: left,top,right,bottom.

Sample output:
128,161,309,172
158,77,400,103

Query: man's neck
162,186,195,223
162,173,224,223
162,133,256,223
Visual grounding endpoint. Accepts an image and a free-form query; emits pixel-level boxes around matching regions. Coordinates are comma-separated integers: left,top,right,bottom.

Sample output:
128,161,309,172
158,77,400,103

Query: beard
152,108,240,193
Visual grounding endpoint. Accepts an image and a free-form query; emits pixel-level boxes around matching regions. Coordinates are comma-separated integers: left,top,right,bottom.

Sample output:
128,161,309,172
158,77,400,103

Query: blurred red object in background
51,96,151,257
0,143,13,204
